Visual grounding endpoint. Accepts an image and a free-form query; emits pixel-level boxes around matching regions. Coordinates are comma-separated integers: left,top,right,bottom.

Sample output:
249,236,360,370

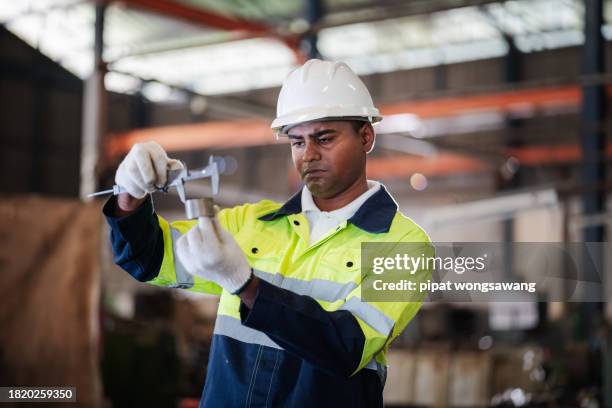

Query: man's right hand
114,141,183,213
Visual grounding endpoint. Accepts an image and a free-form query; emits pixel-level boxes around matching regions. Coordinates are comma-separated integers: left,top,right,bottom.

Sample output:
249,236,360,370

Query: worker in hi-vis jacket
103,59,431,407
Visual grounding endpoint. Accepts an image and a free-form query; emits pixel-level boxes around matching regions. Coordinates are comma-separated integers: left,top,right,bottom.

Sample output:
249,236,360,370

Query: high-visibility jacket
104,185,430,407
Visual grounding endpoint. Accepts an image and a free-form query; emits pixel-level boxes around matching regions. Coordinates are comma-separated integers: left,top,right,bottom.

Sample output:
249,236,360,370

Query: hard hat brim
271,106,382,131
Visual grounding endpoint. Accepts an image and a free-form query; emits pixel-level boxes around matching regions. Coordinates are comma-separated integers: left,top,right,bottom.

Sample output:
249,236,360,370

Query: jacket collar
259,185,397,233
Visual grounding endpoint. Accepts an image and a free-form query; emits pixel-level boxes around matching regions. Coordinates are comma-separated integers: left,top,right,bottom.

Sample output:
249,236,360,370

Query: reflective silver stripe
253,269,357,303
215,316,385,375
365,359,378,370
253,269,284,286
214,314,283,350
168,227,194,289
340,297,395,336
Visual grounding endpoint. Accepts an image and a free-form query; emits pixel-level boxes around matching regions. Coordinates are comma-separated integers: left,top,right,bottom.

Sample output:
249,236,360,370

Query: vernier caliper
88,156,220,219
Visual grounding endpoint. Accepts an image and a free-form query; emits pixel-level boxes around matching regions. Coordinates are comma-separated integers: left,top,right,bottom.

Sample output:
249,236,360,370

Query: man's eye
318,137,332,143
291,141,304,147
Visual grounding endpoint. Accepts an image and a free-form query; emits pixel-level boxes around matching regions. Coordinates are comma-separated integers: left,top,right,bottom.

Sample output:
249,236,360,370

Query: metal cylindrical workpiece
185,198,215,219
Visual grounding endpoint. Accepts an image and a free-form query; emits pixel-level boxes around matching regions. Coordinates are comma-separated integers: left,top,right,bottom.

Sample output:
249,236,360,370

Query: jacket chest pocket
234,231,285,273
319,247,362,284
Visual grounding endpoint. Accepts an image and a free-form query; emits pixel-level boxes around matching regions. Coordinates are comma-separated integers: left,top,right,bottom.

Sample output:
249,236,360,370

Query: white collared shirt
301,180,381,245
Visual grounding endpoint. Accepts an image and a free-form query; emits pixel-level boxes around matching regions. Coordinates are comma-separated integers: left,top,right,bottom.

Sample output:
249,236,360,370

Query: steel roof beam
107,0,301,56
111,0,272,34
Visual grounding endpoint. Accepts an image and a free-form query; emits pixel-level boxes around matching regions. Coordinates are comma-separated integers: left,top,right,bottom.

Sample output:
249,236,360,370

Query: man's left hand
176,217,252,294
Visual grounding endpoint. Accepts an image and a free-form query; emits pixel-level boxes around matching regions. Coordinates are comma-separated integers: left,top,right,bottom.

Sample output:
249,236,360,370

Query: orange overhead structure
115,0,274,35
362,144,612,180
380,85,595,118
509,143,612,165
106,119,285,158
108,84,612,157
366,154,486,179
111,0,300,54
285,142,612,185
284,153,487,186
106,84,612,180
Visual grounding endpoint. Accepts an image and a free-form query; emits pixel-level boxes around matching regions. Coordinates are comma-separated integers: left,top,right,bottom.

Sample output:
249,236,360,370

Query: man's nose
303,140,321,162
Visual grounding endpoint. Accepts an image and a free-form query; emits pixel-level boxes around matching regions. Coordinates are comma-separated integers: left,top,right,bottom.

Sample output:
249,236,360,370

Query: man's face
287,120,374,198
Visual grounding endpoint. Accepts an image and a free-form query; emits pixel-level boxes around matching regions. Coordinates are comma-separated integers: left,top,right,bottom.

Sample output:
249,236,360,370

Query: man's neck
313,176,369,212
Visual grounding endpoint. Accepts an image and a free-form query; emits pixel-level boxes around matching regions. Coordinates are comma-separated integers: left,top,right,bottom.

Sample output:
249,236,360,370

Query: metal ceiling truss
101,0,302,57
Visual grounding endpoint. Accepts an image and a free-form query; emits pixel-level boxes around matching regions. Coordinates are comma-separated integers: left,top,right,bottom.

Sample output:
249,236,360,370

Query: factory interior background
1,0,611,406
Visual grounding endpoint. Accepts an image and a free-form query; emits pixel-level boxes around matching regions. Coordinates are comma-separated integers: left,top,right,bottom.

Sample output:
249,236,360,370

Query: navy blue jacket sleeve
102,196,164,282
239,279,365,378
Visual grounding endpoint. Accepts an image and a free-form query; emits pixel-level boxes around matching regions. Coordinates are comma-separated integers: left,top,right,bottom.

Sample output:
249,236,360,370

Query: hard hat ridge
299,59,316,82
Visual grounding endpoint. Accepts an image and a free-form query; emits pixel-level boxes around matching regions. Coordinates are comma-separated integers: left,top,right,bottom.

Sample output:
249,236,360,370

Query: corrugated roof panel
0,0,602,97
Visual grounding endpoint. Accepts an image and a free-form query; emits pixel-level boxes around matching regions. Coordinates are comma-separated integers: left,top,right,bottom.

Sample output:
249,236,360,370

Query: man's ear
361,123,376,154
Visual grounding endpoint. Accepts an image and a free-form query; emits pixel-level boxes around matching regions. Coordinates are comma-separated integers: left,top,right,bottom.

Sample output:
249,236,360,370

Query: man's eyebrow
287,129,338,139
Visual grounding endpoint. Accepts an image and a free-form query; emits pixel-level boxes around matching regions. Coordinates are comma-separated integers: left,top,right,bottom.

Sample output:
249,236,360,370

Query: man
104,59,430,407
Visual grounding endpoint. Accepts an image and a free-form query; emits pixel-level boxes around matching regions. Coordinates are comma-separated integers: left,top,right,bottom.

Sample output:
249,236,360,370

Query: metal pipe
79,2,107,200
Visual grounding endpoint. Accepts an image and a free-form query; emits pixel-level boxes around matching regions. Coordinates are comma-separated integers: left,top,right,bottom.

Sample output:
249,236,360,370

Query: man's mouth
303,168,326,177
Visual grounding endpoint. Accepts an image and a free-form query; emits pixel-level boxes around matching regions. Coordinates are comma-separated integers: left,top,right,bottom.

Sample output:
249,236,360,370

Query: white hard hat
271,59,382,134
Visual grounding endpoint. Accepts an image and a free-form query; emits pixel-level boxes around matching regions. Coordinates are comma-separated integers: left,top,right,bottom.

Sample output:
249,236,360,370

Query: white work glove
115,141,184,199
176,217,252,294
